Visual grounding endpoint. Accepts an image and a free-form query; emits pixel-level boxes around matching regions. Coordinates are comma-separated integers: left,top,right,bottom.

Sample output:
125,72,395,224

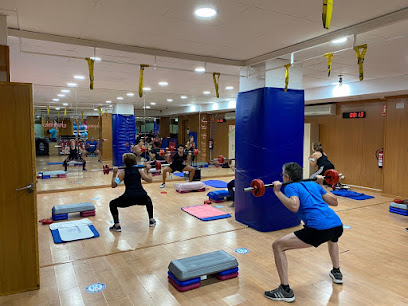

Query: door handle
15,183,34,193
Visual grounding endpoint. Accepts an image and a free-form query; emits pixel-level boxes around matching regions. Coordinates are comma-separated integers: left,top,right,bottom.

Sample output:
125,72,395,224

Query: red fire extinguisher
209,138,214,150
376,148,383,168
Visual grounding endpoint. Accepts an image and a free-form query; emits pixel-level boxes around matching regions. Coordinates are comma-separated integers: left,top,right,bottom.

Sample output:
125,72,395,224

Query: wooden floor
36,156,234,193
1,176,408,305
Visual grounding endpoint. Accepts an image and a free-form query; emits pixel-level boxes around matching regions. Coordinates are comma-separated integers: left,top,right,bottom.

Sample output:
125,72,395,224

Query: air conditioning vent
225,112,236,120
305,104,336,116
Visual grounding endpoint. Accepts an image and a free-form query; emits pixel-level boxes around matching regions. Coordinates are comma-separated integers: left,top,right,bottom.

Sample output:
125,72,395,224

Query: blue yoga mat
51,225,100,244
331,190,374,200
203,180,228,188
48,162,63,165
173,173,185,177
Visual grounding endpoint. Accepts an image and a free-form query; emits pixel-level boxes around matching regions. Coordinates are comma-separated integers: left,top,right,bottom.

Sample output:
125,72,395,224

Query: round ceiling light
194,8,217,18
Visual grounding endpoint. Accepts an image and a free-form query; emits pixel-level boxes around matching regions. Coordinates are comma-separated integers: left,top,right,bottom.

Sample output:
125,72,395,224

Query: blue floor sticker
215,205,224,208
85,283,106,293
235,248,249,254
343,225,352,229
92,197,100,201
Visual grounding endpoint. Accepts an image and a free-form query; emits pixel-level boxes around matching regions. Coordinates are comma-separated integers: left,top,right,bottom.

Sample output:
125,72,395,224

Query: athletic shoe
160,183,165,188
330,269,343,284
264,285,295,303
98,160,102,163
149,219,156,227
83,169,87,171
109,225,122,232
229,202,235,208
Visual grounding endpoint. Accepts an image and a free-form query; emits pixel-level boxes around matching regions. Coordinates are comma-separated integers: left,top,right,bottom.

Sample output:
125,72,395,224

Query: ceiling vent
305,104,336,116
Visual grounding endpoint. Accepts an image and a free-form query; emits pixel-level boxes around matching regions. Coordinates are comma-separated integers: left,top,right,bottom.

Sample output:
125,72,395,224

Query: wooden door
0,82,39,295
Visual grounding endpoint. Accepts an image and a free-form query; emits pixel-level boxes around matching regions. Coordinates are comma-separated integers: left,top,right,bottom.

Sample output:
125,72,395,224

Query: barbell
101,161,169,175
217,155,235,164
159,148,199,157
243,169,340,197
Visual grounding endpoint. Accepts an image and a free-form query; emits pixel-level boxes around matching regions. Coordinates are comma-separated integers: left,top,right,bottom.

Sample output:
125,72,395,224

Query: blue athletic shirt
86,140,98,152
284,181,342,230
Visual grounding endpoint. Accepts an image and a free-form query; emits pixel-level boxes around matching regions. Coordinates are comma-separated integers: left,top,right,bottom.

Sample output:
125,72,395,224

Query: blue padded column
235,87,304,232
112,114,136,166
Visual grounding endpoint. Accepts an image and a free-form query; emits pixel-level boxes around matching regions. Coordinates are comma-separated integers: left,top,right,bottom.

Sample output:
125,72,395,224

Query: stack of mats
38,170,67,179
175,182,206,193
52,202,96,221
50,218,99,244
389,200,408,216
207,190,231,203
168,250,239,292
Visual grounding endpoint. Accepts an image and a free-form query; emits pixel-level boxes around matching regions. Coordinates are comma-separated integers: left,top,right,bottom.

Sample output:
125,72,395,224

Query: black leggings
63,156,86,170
109,193,153,223
227,179,235,201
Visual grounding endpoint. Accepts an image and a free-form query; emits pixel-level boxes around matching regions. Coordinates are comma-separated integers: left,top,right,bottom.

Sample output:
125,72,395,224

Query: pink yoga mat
181,205,231,221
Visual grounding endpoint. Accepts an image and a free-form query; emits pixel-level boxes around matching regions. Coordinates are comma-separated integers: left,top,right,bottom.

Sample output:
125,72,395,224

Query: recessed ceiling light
195,67,206,73
158,81,168,86
94,108,98,111
55,107,60,110
332,37,348,44
67,82,77,87
203,91,210,95
181,96,188,99
57,94,65,97
117,97,123,100
194,7,217,18
167,99,173,102
143,87,151,91
61,89,70,93
53,98,59,102
143,106,151,109
127,93,134,97
225,86,234,90
106,100,112,103
63,103,69,106
90,57,102,61
150,102,157,105
73,75,85,80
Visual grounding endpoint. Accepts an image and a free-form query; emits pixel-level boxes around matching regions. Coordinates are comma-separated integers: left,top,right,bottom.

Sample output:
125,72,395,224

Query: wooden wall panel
0,45,10,82
306,101,385,189
383,97,408,196
177,114,199,146
86,116,100,139
159,117,170,138
101,113,112,162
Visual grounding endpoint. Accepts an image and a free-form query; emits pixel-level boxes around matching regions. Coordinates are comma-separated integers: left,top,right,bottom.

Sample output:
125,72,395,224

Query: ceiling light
90,57,102,61
53,98,59,102
150,102,157,105
55,107,60,110
143,106,151,109
67,82,77,87
117,97,123,100
167,99,173,102
61,89,70,93
143,87,151,91
127,93,134,97
57,94,65,97
159,81,168,86
63,103,69,106
225,86,234,90
332,37,348,44
194,7,217,18
94,108,98,111
195,67,206,73
73,75,85,80
106,100,112,103
203,91,210,95
181,96,187,99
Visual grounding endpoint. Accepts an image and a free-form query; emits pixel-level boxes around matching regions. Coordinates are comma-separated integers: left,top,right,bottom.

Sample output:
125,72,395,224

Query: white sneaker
160,183,165,188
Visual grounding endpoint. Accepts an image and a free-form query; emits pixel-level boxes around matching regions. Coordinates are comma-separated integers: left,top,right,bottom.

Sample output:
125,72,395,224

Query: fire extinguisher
209,138,214,150
376,148,383,168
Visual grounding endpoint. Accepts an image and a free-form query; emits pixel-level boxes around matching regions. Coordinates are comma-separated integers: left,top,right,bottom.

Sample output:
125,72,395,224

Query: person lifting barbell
102,160,169,175
246,162,344,302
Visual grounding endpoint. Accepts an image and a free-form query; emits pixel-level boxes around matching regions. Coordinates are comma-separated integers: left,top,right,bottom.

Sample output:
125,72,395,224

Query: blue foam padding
203,180,228,188
51,225,100,244
112,114,136,167
52,214,68,221
42,175,51,179
235,87,303,232
173,172,185,177
200,215,231,221
207,190,230,201
48,162,63,165
218,267,239,276
167,271,200,287
331,190,374,200
389,207,408,216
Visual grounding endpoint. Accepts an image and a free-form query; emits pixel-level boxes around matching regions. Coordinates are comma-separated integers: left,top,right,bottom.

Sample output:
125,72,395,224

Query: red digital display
217,118,226,123
343,111,365,119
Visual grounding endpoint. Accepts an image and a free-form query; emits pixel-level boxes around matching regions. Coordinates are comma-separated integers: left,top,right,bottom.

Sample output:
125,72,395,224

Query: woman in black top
109,153,156,232
63,139,86,171
160,144,195,188
309,142,335,185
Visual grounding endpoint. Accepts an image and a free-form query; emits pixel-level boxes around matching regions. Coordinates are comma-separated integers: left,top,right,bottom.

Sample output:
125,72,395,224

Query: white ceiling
2,1,408,113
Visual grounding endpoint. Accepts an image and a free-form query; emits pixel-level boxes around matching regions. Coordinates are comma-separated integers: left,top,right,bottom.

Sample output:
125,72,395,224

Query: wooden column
0,45,10,82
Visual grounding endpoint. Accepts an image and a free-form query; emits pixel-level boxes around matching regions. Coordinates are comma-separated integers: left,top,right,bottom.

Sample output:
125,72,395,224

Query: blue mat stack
389,201,408,216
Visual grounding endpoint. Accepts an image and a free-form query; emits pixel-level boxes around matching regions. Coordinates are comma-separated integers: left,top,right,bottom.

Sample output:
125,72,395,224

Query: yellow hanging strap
323,53,334,77
64,108,67,117
284,64,291,92
139,64,150,97
322,0,333,29
85,57,95,90
47,106,50,116
353,44,367,81
212,73,221,98
81,111,84,120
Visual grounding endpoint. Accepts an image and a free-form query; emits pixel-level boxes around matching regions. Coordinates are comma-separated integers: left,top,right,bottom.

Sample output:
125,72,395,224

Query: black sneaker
264,285,295,303
109,225,122,232
160,183,165,188
330,269,343,284
149,219,156,227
